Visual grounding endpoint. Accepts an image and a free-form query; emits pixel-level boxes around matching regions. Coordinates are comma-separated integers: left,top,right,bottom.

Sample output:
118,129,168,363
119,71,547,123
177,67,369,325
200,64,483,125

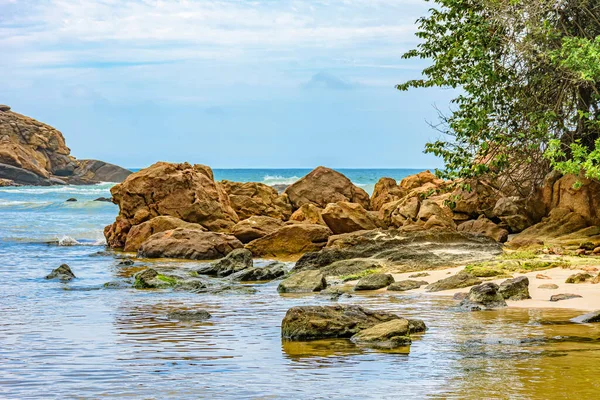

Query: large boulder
354,273,394,290
452,181,501,218
459,282,507,310
370,177,407,211
284,166,370,210
350,319,412,348
277,270,327,293
289,204,327,225
492,196,534,233
543,174,600,225
124,216,207,252
138,228,243,260
281,305,400,340
105,162,239,247
498,276,531,300
220,180,292,220
426,271,482,292
230,216,285,243
196,248,253,277
457,217,509,243
246,224,332,259
321,201,380,234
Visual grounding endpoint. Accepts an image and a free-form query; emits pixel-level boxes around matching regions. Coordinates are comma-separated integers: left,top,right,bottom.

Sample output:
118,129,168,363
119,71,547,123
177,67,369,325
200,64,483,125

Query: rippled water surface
2,176,600,399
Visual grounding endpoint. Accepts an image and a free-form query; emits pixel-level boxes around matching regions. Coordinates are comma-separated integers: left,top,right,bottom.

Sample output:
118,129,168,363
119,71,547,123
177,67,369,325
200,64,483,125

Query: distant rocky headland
0,105,131,186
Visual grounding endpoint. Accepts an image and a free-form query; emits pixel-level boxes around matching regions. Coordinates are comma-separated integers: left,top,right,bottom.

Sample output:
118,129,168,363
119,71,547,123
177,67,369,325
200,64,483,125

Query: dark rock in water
94,197,112,202
89,250,113,257
103,280,131,289
453,292,469,301
0,163,54,186
167,310,211,321
132,268,177,289
351,319,412,349
565,273,593,284
229,261,286,282
550,293,583,302
118,259,134,266
571,310,600,324
408,319,427,333
196,248,253,277
278,270,327,293
294,230,502,274
45,264,76,281
0,105,10,112
409,272,430,278
426,271,482,292
388,280,428,292
191,283,257,295
281,305,400,340
65,198,77,202
459,282,507,311
499,276,531,300
173,279,207,292
538,284,559,290
354,273,394,291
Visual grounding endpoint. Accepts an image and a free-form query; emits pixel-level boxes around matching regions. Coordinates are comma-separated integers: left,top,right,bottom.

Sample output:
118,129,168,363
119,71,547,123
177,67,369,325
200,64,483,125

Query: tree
399,0,600,193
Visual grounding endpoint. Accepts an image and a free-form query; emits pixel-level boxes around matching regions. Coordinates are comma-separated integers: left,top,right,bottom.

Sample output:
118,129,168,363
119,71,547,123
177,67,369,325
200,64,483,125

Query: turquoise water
2,168,600,399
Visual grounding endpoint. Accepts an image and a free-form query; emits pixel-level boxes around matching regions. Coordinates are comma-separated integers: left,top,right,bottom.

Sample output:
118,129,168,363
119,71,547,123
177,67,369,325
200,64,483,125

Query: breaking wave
261,175,300,185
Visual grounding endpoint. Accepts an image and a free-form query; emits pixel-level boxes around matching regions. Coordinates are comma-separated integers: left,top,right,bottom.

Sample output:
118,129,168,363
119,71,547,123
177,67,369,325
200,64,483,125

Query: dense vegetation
399,0,600,192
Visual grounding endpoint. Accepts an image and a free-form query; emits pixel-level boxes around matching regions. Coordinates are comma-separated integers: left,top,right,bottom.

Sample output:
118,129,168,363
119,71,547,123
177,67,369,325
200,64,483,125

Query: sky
0,0,455,169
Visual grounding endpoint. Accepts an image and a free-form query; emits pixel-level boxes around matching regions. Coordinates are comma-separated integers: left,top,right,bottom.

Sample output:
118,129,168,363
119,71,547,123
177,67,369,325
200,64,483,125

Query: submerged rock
571,310,600,324
550,293,583,302
138,228,243,260
281,305,400,340
45,264,76,281
228,262,286,282
277,270,327,293
459,282,507,310
388,280,428,292
426,271,482,292
167,310,212,321
65,198,77,202
350,319,411,348
196,248,253,277
354,273,394,291
499,276,531,300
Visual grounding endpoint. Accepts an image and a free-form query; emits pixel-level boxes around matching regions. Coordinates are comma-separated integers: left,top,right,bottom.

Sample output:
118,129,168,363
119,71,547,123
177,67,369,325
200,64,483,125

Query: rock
294,229,502,274
229,262,286,282
542,174,600,225
370,177,407,211
498,276,531,300
565,273,593,284
289,204,326,225
354,273,394,290
0,178,16,186
69,159,131,184
321,201,380,234
492,196,534,233
408,319,427,333
277,270,327,293
124,216,207,252
284,166,370,210
230,216,285,244
387,280,428,292
138,228,243,260
0,163,54,185
409,272,430,278
350,319,411,348
45,264,76,281
426,271,482,292
93,197,112,202
453,292,469,301
509,208,590,248
0,105,10,112
538,284,559,289
65,198,77,202
196,248,253,277
452,180,500,218
319,259,382,277
245,224,332,259
459,283,507,310
220,180,292,220
536,274,552,280
105,162,239,247
457,217,509,243
132,268,177,289
550,293,583,302
117,259,134,266
571,310,600,324
167,310,211,321
280,305,400,340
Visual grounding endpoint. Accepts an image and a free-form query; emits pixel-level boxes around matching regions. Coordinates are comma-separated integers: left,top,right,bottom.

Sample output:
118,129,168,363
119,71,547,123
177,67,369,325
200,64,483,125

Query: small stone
536,274,552,280
0,105,10,112
118,259,134,266
66,198,77,202
565,273,593,284
387,279,428,292
408,272,430,278
94,197,112,202
45,264,76,281
575,249,588,256
498,276,530,301
167,310,211,321
582,266,598,273
538,284,559,289
355,273,395,291
550,293,582,302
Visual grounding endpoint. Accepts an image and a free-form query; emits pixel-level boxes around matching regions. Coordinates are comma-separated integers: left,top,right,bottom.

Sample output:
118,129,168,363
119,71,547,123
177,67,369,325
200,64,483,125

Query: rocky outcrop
457,217,509,243
542,173,600,225
289,204,327,225
277,270,327,293
45,264,76,281
284,166,370,210
123,216,207,252
230,216,285,243
370,177,407,211
105,162,238,247
0,107,130,185
459,282,507,310
294,230,502,274
321,201,380,234
426,271,482,292
354,273,394,290
245,224,332,259
220,180,292,220
499,276,530,300
281,305,400,340
138,228,243,260
350,319,412,348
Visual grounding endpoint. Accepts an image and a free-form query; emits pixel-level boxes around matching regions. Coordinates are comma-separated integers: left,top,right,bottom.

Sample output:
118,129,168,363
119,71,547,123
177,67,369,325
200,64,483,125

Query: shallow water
1,175,600,399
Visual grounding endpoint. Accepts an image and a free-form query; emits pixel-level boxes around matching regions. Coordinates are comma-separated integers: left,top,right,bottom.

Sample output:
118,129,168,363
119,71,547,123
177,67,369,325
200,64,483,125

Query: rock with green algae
499,276,531,300
277,270,327,293
196,248,253,277
45,264,76,281
133,268,178,289
565,273,593,284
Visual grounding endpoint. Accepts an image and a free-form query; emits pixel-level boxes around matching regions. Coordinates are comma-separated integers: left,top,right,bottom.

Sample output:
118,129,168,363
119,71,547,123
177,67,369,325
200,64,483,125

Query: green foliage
339,268,381,282
400,0,600,184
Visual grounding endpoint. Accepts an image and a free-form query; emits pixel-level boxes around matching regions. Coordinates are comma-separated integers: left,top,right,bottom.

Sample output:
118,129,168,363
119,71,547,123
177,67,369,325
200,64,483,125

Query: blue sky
0,0,454,169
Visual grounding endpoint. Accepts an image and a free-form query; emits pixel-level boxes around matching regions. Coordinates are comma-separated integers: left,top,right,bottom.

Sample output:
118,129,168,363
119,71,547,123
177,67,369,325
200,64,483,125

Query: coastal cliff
0,104,131,186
